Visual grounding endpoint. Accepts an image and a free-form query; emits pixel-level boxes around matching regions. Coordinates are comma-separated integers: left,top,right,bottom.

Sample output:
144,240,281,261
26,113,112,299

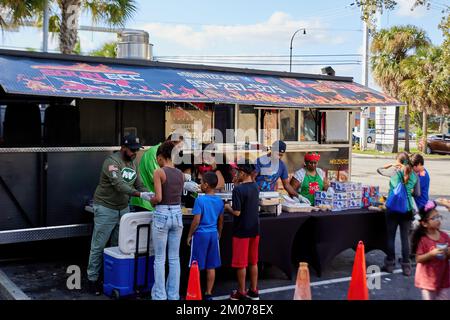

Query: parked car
424,134,450,154
352,128,375,144
398,128,416,140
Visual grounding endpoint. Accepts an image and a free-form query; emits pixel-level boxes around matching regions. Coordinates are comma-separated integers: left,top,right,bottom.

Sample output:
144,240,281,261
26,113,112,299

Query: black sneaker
230,290,248,300
203,293,213,301
246,288,260,300
87,280,102,296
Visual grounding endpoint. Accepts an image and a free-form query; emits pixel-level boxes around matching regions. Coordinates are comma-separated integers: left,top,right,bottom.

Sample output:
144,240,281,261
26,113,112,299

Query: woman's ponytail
397,152,412,184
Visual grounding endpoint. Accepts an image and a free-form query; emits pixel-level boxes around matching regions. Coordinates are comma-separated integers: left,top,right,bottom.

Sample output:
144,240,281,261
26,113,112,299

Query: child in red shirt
411,200,450,300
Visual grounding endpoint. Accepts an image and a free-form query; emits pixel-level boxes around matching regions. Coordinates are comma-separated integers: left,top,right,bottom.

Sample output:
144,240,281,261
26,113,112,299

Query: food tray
282,205,315,213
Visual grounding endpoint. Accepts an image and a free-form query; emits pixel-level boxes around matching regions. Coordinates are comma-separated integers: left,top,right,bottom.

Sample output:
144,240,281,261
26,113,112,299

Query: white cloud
137,11,347,53
395,0,427,18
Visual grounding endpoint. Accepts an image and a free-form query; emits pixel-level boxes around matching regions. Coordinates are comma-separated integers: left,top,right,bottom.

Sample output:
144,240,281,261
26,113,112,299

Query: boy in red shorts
225,163,260,300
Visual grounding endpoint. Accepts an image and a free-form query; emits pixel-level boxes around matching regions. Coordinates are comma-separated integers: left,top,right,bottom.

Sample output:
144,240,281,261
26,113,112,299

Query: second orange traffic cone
347,241,369,300
186,260,202,300
293,262,312,300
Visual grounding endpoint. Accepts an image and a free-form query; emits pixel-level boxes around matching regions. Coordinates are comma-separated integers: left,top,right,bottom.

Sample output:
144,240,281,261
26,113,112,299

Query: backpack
385,172,408,214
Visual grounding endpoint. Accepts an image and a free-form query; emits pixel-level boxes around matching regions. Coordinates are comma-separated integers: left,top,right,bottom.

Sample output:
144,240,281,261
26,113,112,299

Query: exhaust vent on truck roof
116,30,153,60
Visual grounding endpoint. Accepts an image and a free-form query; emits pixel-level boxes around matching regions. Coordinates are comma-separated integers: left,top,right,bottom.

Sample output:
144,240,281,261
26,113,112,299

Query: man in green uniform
87,134,152,295
130,134,184,212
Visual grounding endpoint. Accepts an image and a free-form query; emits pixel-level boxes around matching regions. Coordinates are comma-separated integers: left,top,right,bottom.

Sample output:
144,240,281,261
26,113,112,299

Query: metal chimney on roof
116,30,153,60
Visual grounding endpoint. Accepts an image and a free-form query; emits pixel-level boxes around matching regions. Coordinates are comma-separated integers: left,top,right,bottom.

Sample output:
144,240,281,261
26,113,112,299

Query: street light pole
289,28,306,72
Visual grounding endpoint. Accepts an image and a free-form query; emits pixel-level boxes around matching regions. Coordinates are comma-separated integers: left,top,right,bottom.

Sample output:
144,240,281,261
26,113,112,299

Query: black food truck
0,49,401,276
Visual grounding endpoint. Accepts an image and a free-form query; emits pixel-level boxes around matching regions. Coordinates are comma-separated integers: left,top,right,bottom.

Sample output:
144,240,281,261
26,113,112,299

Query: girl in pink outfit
411,200,450,300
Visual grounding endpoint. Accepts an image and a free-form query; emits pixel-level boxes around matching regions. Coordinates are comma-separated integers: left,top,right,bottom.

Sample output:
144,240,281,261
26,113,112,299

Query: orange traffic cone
293,262,312,300
347,241,369,300
186,260,202,300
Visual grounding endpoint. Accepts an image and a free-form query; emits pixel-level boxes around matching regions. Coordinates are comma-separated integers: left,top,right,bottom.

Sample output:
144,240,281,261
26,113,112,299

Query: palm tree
1,0,136,54
0,0,44,29
90,41,117,58
370,25,431,152
57,0,137,54
401,46,450,152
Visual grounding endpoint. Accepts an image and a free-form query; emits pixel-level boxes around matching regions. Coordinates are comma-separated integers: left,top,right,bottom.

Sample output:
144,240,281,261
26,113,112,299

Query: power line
156,58,361,63
155,60,361,66
156,54,362,58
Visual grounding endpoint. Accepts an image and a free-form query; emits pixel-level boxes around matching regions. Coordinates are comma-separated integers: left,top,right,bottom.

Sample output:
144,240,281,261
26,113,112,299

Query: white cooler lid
104,246,134,259
118,211,153,255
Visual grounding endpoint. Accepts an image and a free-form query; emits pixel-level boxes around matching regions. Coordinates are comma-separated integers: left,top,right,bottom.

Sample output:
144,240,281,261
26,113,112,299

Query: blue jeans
152,205,183,300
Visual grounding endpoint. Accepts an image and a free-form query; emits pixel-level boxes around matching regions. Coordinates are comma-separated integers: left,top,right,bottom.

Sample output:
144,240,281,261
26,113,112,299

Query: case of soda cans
315,191,334,200
330,182,362,192
315,198,333,206
334,192,348,201
361,185,381,208
332,200,348,211
347,199,362,209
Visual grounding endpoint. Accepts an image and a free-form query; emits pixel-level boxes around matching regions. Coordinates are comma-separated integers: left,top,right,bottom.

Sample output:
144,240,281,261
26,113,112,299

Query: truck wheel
367,137,372,143
112,289,120,300
426,146,432,154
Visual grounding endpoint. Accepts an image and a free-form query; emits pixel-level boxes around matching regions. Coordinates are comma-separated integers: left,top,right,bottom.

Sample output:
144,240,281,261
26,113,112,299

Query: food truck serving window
165,103,214,146
0,104,42,147
237,105,258,143
280,109,299,141
300,110,317,142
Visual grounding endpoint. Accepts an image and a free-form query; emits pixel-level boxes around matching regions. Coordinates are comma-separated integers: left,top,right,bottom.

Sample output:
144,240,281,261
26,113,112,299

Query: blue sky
0,0,447,87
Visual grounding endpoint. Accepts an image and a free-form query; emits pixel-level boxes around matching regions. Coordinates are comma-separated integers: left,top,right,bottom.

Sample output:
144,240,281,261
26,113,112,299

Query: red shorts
231,236,260,268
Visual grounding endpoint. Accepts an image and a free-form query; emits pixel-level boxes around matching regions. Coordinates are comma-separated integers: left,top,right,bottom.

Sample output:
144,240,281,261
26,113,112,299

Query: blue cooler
103,246,154,298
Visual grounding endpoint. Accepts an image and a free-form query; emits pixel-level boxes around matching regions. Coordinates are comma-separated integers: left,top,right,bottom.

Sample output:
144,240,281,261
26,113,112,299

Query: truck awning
0,52,402,108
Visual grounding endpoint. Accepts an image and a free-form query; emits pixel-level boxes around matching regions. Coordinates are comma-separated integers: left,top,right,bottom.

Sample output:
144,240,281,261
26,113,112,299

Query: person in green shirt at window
290,152,329,205
131,134,186,212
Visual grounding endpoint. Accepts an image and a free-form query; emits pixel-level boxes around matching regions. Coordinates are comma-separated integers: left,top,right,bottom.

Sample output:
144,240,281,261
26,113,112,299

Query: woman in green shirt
290,152,329,205
379,152,419,277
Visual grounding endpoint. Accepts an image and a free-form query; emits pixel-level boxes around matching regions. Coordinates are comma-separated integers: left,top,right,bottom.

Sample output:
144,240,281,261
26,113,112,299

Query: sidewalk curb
352,153,450,161
0,269,30,300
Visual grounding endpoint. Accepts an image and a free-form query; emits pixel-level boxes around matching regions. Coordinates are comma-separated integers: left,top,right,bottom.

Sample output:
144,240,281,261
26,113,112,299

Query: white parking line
213,269,403,300
0,269,30,300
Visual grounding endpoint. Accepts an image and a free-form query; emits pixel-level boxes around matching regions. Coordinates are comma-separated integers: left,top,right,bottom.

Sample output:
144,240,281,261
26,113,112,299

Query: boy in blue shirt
411,153,429,210
187,171,224,300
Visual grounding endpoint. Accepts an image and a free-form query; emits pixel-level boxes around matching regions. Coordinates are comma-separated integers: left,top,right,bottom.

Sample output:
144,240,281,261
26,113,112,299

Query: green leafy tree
90,41,117,57
1,0,136,54
370,25,431,152
401,46,450,152
0,0,45,29
354,0,449,31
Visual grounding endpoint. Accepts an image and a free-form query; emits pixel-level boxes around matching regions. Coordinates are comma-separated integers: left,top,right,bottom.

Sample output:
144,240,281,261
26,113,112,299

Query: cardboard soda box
334,192,348,201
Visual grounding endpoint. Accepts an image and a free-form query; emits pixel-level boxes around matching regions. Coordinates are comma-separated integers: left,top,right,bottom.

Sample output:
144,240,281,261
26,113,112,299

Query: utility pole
43,0,49,52
359,18,369,151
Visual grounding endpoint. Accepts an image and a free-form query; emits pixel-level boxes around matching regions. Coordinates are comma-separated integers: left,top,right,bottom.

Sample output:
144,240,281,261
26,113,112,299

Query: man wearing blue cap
255,140,298,197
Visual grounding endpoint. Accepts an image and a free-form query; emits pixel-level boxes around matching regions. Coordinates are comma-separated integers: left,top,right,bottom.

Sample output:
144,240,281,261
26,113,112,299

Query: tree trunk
422,110,428,153
404,105,410,152
59,0,81,54
392,106,399,153
439,116,445,134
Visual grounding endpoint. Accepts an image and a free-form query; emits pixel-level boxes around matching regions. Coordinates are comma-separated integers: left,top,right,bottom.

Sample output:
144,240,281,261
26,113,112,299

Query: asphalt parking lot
0,156,449,300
